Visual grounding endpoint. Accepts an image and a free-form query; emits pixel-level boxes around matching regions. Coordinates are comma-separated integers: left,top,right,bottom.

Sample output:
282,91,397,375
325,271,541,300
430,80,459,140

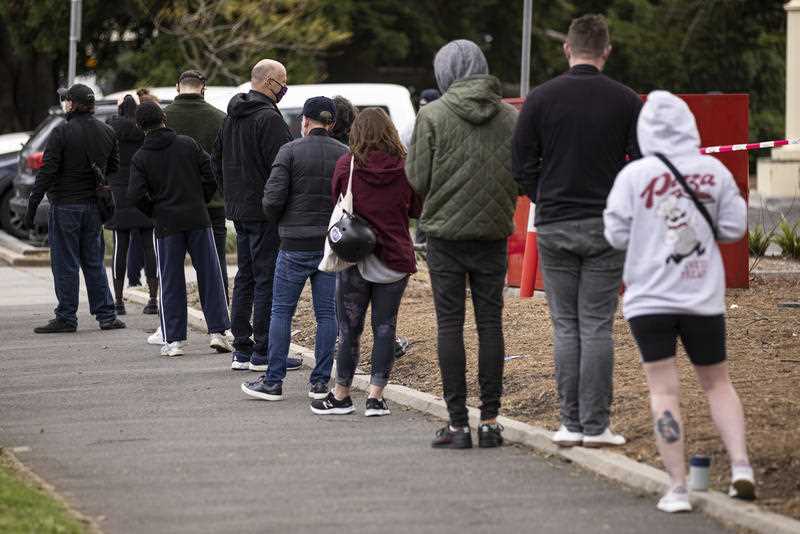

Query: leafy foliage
772,218,800,260
748,224,771,258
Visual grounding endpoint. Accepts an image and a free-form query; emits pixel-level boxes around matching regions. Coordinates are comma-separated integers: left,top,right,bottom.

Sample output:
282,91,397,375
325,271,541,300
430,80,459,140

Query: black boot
143,277,159,315
113,277,126,316
34,318,77,334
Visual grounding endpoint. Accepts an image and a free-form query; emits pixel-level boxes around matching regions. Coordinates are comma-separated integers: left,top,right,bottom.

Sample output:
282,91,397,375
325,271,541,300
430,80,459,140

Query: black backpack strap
654,152,718,241
74,119,104,187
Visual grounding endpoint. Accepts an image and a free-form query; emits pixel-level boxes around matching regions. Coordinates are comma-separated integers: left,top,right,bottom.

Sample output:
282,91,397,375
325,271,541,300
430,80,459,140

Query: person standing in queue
213,59,300,372
128,102,231,357
512,14,642,448
406,40,519,448
241,97,346,401
106,95,158,317
25,84,126,334
311,108,421,417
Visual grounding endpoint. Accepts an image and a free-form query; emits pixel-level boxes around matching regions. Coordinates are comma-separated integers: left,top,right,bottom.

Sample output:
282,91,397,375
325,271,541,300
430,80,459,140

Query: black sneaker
287,356,303,371
100,319,126,330
310,392,354,415
431,426,472,449
394,336,410,359
115,303,126,316
33,318,77,334
142,299,158,315
241,378,283,401
478,423,504,448
365,397,391,417
308,382,329,400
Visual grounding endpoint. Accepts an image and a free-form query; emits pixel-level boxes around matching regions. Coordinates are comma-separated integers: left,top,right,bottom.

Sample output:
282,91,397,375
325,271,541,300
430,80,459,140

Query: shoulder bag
654,152,718,241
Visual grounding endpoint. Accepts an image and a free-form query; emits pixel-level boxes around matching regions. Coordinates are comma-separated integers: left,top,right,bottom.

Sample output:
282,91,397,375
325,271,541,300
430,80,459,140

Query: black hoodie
128,128,216,238
213,90,293,221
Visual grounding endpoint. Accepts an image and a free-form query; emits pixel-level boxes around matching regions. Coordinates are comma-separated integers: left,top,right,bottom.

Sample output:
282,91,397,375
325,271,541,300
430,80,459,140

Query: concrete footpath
0,267,731,534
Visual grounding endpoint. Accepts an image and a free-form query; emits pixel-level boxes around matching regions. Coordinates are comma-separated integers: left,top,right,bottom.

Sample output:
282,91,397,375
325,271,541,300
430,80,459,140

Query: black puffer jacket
213,90,292,222
127,128,216,238
262,129,347,250
28,112,119,218
105,116,151,230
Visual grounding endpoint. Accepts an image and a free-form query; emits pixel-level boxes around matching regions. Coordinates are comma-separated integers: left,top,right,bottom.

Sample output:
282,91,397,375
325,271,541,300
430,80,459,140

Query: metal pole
520,0,533,97
68,0,82,86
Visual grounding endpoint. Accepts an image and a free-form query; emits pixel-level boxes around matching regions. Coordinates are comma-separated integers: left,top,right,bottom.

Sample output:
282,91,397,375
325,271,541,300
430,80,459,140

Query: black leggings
112,228,157,281
335,267,408,388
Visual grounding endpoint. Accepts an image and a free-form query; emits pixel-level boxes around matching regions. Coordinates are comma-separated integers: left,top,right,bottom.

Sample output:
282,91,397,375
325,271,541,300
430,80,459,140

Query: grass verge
0,451,88,534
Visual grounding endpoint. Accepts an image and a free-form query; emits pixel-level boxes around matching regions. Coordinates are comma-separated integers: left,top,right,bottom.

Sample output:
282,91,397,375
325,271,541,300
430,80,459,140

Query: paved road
0,266,731,534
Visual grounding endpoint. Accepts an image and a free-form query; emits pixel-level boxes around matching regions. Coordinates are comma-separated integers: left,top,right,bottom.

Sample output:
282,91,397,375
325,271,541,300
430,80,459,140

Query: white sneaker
209,333,233,353
552,425,584,447
160,341,186,357
225,329,234,342
728,465,756,501
147,326,164,345
657,488,692,513
582,427,626,448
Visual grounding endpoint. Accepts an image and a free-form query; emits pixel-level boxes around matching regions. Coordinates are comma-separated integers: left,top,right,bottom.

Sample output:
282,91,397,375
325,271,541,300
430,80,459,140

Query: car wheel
0,189,29,240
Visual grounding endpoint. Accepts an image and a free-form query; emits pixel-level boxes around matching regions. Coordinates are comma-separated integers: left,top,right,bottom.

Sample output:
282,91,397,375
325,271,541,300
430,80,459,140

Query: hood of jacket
109,116,144,143
434,39,489,93
142,127,177,150
638,90,700,157
440,75,502,125
227,90,277,118
355,151,406,186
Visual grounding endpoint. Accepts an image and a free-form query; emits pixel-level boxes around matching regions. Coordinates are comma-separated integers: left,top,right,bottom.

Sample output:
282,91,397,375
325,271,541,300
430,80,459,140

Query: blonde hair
349,107,406,166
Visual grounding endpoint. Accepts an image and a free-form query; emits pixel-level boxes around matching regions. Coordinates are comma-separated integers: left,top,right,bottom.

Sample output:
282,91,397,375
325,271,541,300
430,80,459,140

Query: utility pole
68,0,82,86
520,0,533,97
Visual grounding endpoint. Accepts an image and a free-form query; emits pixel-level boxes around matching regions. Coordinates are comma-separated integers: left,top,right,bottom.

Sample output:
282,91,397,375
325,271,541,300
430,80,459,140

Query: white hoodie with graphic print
603,91,747,319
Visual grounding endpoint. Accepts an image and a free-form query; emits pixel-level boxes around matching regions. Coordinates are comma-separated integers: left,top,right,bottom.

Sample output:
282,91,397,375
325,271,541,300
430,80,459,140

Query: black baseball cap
302,96,336,125
58,84,95,105
178,70,206,84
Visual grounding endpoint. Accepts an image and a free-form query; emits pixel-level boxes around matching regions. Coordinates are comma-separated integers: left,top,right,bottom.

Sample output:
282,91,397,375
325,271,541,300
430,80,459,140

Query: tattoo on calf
656,410,681,443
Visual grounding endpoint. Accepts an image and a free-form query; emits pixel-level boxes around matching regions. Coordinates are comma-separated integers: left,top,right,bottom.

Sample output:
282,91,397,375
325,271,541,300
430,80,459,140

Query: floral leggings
335,266,409,388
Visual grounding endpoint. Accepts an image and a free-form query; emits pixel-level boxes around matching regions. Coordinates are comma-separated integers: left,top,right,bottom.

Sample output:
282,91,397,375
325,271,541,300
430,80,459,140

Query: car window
280,105,392,139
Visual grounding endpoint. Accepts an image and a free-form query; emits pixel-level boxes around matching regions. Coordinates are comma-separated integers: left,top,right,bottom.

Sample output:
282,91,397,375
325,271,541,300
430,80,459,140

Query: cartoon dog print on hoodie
657,195,705,264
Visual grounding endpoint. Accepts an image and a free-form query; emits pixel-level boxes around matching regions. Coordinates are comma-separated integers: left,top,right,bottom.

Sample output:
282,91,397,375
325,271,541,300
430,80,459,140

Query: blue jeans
230,221,279,357
537,218,625,436
48,203,116,326
265,250,336,386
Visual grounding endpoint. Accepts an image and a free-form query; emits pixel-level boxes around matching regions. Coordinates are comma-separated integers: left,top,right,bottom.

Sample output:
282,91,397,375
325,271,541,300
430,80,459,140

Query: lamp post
68,0,82,86
520,0,533,97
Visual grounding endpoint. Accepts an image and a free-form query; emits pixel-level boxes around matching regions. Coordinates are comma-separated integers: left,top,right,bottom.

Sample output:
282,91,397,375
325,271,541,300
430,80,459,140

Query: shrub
772,218,800,260
748,225,771,257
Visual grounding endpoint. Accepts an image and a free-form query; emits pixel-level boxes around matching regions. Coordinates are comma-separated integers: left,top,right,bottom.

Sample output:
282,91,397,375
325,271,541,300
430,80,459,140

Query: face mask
274,83,288,103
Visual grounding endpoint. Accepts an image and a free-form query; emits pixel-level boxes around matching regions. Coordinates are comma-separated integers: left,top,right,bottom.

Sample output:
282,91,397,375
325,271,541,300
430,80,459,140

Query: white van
236,82,416,144
105,86,239,114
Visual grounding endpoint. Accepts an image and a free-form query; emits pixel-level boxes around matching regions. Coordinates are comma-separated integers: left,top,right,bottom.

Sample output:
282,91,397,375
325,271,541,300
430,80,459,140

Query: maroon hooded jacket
331,151,422,274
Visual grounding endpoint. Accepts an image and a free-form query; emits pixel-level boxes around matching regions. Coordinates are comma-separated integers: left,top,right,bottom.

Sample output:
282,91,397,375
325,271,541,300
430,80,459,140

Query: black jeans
208,207,229,301
335,267,409,388
230,221,279,357
112,228,157,281
427,237,507,427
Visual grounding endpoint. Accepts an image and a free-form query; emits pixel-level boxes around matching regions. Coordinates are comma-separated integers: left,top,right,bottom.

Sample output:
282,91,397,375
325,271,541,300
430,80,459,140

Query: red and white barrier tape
700,138,799,155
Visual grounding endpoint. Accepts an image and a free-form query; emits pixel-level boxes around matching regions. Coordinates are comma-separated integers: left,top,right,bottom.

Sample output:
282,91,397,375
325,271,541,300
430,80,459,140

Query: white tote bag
319,155,355,272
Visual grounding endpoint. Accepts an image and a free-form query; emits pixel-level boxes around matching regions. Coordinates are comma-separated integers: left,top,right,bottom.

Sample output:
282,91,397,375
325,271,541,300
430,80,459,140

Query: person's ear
176,83,181,95
563,42,571,61
603,44,612,62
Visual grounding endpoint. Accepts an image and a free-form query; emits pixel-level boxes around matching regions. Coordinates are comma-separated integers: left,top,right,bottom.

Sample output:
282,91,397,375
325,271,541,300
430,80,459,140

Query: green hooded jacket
164,93,226,209
406,75,519,241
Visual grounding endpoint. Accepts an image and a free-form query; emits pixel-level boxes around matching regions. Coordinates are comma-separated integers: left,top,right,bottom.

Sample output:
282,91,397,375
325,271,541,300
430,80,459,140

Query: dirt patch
751,256,800,273
189,269,800,520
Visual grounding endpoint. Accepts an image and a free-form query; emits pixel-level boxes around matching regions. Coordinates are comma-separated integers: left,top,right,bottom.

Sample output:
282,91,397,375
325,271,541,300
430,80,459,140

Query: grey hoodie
603,91,746,319
434,39,489,94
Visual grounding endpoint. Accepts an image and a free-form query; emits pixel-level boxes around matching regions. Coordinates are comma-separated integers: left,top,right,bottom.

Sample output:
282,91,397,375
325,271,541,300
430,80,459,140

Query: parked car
0,132,31,238
9,99,171,245
235,82,417,143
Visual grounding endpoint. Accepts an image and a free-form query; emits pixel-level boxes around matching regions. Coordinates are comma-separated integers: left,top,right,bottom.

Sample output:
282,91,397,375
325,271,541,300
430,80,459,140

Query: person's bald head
251,59,287,101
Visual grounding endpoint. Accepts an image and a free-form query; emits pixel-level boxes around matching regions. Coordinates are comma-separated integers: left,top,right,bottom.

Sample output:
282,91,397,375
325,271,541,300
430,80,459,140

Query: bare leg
334,384,351,401
643,358,686,490
368,385,385,399
694,362,749,466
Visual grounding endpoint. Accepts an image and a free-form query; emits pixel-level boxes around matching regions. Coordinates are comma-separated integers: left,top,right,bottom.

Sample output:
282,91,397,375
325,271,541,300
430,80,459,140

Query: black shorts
628,314,726,366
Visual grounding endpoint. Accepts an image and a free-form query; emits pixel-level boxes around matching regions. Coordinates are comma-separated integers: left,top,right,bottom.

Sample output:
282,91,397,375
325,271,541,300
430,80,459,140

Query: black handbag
654,153,718,240
77,122,116,224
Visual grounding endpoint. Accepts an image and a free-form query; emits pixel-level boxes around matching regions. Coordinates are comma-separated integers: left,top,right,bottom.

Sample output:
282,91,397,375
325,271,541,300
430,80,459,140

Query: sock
449,425,469,433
